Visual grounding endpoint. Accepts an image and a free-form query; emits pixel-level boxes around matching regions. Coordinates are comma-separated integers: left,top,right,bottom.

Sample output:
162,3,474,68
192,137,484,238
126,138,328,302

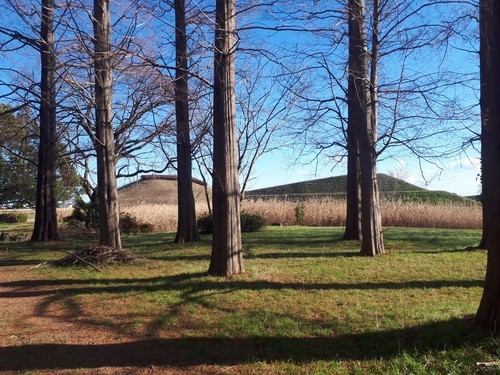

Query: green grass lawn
0,226,497,374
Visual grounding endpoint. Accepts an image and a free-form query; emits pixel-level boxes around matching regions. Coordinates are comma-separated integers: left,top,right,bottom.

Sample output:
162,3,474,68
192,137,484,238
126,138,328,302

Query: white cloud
446,157,481,170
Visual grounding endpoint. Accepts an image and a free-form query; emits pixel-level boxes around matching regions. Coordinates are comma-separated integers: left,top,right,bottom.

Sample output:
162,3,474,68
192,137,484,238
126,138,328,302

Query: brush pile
53,245,140,268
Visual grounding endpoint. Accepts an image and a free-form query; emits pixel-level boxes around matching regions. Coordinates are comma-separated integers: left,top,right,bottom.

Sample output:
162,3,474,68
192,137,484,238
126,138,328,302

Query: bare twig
26,261,47,270
477,362,500,367
61,250,104,273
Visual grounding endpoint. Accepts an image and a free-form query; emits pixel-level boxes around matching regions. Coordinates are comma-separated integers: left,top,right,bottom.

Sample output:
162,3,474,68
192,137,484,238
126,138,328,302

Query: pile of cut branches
53,245,141,271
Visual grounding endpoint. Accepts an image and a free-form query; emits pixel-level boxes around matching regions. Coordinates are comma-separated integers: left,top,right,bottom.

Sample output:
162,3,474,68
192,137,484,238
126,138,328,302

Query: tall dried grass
57,204,208,233
241,198,346,227
242,198,481,230
58,198,481,233
380,200,481,229
120,204,209,233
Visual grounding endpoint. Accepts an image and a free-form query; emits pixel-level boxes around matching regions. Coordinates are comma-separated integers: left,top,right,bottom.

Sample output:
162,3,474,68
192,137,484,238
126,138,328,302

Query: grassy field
0,225,497,374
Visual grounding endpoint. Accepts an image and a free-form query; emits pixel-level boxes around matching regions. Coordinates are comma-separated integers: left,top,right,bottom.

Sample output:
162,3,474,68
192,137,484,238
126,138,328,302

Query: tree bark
478,0,491,250
479,158,488,249
31,0,59,242
93,0,122,250
208,0,244,276
343,65,362,241
363,0,384,256
174,0,200,243
475,0,500,332
478,121,491,250
348,0,384,256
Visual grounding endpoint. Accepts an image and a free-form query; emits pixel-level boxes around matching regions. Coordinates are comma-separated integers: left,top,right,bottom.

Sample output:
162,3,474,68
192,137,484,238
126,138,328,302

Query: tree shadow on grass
0,317,486,372
416,246,486,255
0,272,484,347
243,236,347,249
146,250,361,262
123,233,212,251
0,273,484,299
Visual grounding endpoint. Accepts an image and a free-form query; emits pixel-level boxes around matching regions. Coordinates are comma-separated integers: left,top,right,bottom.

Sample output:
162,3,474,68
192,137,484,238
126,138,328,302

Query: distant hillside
246,174,474,204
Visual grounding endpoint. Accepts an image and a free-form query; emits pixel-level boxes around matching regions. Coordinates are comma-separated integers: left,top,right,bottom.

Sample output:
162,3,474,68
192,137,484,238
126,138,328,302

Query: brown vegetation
119,204,208,233
56,198,482,234
242,198,481,230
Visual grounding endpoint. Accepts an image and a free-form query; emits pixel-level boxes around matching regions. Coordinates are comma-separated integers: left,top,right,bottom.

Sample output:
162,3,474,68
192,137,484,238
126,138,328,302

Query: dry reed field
58,198,480,233
120,204,209,233
242,198,482,229
58,204,209,234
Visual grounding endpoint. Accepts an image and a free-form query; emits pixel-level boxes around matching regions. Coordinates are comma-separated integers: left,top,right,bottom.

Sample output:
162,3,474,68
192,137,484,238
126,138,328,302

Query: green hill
246,174,475,204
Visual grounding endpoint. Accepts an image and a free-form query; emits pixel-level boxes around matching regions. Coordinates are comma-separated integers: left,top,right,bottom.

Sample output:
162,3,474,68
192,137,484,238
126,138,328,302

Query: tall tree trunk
475,0,500,332
479,150,489,249
363,0,384,256
174,0,200,243
208,0,244,276
478,0,490,250
31,0,59,242
359,143,384,256
93,0,122,250
478,113,491,250
343,67,362,241
349,0,384,256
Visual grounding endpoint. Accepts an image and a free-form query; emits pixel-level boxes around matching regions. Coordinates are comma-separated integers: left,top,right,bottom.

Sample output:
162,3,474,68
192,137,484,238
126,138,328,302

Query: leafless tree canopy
0,1,479,250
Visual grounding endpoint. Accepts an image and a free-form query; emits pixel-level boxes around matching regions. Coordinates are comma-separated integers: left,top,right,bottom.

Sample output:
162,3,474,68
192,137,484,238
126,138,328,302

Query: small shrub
120,212,154,234
119,212,141,234
197,213,266,234
294,203,305,224
240,213,266,233
139,223,155,233
197,214,213,235
0,212,28,223
64,197,99,228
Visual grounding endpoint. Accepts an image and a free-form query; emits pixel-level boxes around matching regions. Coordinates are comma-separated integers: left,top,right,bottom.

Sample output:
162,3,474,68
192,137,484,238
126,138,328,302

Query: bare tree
208,0,244,276
0,0,61,240
31,0,59,241
475,0,500,332
174,0,200,243
282,1,476,245
348,0,384,256
56,1,178,202
236,57,297,196
93,0,121,249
